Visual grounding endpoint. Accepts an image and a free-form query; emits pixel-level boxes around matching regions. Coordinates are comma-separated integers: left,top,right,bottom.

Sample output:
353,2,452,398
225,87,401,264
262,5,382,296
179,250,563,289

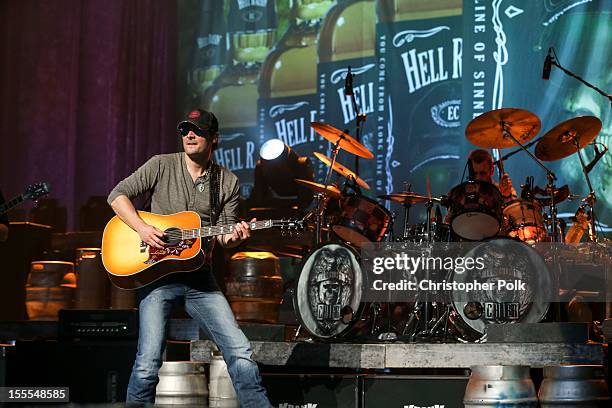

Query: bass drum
294,242,365,340
450,238,551,341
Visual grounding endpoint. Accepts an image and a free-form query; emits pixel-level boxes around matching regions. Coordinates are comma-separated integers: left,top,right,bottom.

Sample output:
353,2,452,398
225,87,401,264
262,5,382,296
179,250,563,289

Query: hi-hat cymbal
313,152,370,190
532,184,571,206
535,116,602,161
311,122,374,159
294,179,342,199
378,192,441,205
466,108,541,148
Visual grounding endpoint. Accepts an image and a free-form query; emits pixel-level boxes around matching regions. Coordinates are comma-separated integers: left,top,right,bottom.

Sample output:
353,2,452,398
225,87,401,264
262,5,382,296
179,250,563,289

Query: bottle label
214,127,259,198
258,95,323,176
376,15,465,205
228,0,277,32
318,57,381,194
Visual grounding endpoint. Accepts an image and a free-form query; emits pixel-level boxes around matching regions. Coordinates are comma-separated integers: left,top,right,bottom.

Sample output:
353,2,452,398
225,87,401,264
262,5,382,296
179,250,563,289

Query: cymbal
311,122,374,159
532,184,571,206
294,179,342,199
378,192,441,205
466,108,541,148
535,116,602,161
313,152,370,190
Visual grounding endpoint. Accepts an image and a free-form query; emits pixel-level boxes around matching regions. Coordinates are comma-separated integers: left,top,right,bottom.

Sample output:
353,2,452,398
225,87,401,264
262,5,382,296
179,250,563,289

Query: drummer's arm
500,173,517,201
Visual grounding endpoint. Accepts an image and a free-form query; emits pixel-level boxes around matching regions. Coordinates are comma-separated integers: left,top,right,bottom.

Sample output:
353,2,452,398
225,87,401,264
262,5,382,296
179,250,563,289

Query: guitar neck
0,194,25,216
181,219,276,239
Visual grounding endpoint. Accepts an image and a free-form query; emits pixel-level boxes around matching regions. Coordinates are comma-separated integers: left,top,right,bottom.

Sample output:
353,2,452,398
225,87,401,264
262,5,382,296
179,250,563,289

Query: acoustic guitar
101,211,304,289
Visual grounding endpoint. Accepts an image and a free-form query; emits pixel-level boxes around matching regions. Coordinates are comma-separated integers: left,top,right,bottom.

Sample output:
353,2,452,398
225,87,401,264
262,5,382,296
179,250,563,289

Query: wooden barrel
26,261,76,321
155,361,208,405
209,351,239,407
539,365,610,407
74,248,108,309
225,252,283,323
464,365,537,407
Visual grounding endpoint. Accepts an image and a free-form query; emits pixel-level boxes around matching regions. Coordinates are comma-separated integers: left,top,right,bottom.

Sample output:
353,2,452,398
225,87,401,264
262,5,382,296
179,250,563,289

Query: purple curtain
0,0,177,229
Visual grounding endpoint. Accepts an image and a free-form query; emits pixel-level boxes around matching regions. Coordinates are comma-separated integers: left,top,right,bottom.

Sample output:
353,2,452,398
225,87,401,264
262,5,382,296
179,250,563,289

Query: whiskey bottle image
318,0,379,189
258,0,334,178
188,0,227,102
202,0,277,198
376,0,464,222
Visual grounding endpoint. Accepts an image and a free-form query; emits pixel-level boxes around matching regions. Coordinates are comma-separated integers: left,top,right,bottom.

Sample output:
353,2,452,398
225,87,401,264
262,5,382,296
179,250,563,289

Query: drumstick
497,156,506,183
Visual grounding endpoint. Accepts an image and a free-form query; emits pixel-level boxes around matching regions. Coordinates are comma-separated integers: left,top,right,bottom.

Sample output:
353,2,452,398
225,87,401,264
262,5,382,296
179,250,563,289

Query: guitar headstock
24,182,51,202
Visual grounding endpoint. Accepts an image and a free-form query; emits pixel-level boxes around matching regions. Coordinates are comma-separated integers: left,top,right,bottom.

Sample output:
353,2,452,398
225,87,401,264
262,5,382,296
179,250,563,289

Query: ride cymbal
378,192,441,205
535,116,602,161
466,108,541,148
313,152,370,190
294,179,342,199
311,122,374,159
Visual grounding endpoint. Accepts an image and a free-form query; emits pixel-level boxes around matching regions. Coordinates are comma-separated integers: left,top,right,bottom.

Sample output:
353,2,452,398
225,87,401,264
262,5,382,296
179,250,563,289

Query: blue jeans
126,283,272,407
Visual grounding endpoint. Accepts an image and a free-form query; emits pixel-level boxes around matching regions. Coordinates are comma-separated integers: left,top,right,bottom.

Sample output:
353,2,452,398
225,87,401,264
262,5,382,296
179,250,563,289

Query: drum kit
286,108,607,343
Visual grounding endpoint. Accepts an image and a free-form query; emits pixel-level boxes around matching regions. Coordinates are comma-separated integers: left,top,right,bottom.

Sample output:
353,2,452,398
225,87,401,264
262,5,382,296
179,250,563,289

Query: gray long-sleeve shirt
107,152,240,290
108,152,239,226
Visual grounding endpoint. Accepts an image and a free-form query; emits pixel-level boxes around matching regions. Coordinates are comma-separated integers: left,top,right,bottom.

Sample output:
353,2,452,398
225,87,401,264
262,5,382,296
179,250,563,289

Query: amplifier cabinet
363,374,469,408
262,373,359,408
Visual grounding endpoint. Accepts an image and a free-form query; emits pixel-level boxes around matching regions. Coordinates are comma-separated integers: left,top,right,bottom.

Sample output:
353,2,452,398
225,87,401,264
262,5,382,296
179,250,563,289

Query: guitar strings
161,220,275,239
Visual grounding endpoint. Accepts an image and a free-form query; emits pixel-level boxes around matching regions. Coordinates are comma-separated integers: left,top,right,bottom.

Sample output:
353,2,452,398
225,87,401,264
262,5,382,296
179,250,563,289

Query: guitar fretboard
0,195,25,215
181,219,275,239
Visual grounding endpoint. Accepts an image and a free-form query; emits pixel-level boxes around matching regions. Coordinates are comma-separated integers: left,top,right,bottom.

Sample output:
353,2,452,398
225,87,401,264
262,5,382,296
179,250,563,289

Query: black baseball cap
177,109,218,136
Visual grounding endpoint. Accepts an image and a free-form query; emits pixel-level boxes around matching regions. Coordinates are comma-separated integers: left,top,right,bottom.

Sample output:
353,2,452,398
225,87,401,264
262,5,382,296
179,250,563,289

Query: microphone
468,158,475,181
585,143,608,173
542,47,553,80
344,66,353,96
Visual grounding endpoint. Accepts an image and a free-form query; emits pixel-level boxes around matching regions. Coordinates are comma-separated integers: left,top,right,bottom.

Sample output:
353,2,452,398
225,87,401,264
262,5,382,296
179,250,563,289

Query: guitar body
102,211,205,290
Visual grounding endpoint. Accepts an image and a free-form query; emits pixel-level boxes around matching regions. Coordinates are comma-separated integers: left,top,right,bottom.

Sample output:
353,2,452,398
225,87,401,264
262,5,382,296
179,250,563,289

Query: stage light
249,139,314,210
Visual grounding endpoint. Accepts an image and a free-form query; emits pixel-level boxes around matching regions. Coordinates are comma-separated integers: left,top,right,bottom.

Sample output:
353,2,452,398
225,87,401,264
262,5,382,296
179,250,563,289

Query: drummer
469,149,517,202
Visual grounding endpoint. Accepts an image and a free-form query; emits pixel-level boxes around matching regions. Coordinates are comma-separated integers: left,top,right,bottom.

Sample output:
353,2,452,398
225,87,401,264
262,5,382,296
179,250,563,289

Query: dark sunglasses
177,123,207,137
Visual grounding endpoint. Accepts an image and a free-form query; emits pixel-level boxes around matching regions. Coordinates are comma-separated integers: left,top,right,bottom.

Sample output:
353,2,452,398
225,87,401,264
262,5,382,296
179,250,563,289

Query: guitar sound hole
162,227,183,246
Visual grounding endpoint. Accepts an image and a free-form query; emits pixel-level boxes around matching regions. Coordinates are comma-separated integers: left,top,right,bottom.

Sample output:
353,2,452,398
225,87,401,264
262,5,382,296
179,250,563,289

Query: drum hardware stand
573,136,600,242
314,138,343,244
343,65,367,177
402,183,413,240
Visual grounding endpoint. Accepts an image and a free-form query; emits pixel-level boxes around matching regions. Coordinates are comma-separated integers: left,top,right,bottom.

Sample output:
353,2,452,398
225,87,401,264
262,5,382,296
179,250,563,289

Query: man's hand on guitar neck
220,218,256,249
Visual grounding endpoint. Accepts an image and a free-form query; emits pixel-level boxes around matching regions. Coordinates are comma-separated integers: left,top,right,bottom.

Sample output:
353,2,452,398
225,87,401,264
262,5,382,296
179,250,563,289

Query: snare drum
503,199,547,243
332,195,392,246
447,181,503,240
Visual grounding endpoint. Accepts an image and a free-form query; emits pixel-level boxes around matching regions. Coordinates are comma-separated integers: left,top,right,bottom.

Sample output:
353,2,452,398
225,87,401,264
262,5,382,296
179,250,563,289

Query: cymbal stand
402,182,412,240
417,198,435,338
573,137,599,242
314,139,343,244
500,122,559,241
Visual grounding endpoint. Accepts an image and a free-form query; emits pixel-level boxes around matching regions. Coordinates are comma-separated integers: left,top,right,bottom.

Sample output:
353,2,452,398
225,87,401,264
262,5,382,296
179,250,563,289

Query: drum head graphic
295,243,363,339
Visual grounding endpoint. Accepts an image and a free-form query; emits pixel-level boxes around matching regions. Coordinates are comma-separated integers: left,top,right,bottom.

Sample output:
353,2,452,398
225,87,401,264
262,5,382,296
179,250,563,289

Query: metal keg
74,248,108,309
464,365,537,407
26,261,76,320
155,361,208,405
209,351,238,408
539,365,610,407
225,252,283,324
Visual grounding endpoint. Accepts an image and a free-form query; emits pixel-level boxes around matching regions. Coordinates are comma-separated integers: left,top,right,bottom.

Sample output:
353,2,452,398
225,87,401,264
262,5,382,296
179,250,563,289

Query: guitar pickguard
144,239,197,264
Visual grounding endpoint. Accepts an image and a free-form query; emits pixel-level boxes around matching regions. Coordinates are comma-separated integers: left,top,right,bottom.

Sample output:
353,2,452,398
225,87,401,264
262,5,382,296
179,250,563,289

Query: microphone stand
549,51,612,109
344,66,367,177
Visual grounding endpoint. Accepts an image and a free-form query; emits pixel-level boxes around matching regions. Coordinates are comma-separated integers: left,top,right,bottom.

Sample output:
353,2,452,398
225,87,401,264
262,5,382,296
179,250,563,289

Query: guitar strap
209,162,221,226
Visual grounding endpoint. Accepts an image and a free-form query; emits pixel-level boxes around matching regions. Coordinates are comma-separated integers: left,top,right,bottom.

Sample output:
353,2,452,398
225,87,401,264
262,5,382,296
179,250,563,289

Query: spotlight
249,139,314,210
